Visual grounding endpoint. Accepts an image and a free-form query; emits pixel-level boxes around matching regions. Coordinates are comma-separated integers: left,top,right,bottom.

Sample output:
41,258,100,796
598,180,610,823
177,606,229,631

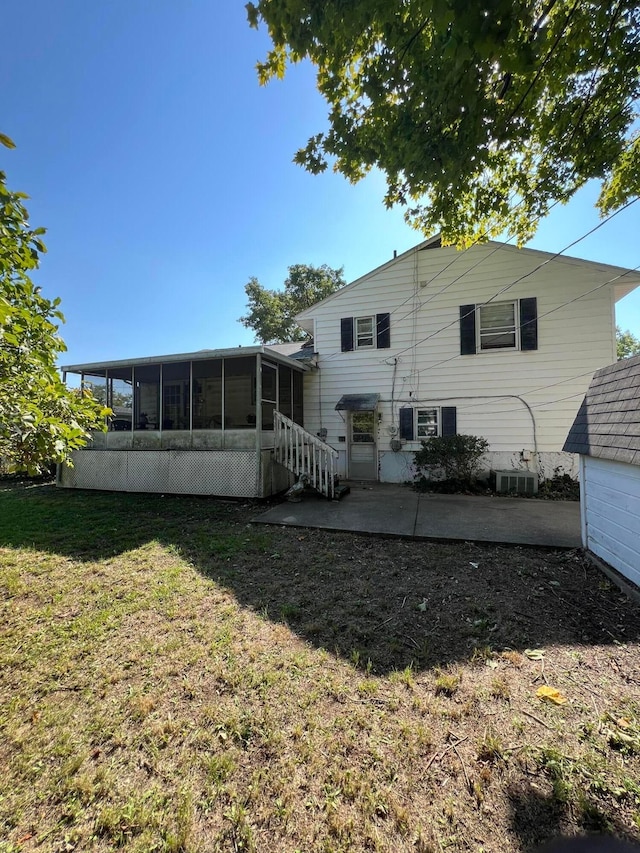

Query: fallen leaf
617,718,631,729
525,648,545,661
469,562,479,568
486,660,499,669
536,686,568,705
417,599,427,612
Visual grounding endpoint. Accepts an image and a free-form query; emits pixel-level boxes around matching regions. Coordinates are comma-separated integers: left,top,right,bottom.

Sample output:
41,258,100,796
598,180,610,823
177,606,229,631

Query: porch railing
273,411,338,499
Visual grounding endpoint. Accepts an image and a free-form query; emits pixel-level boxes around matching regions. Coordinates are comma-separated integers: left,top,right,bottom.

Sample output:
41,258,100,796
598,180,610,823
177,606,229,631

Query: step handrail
273,411,338,499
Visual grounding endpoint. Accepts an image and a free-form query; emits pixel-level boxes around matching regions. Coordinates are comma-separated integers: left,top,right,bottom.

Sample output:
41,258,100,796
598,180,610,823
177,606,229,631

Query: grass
1,481,640,852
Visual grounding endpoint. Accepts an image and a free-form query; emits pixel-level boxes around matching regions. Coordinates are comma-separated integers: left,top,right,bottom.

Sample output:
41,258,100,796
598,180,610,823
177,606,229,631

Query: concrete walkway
253,482,581,548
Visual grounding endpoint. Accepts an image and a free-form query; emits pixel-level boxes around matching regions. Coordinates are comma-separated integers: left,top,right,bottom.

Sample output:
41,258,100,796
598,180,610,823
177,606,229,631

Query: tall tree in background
616,326,640,360
0,146,109,474
248,1,640,246
239,263,346,343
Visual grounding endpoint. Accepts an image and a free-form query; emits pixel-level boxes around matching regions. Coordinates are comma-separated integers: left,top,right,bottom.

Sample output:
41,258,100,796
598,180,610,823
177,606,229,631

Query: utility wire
407,256,640,379
317,185,523,366
318,190,539,367
449,368,599,412
390,196,639,361
377,105,638,358
506,0,581,122
483,390,585,416
312,112,637,379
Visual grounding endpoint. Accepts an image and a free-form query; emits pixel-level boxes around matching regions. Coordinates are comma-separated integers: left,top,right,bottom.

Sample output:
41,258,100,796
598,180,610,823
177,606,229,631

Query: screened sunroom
58,346,307,498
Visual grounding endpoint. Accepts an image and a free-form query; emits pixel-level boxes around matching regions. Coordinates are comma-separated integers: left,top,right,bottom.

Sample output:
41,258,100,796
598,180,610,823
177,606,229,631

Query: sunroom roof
61,345,308,374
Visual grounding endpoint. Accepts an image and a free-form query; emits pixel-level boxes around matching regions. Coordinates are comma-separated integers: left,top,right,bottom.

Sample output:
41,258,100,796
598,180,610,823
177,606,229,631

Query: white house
294,237,640,484
564,353,640,587
58,238,640,499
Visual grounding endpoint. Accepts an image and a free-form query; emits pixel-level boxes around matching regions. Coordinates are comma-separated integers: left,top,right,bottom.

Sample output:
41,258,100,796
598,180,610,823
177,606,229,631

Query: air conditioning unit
493,470,538,495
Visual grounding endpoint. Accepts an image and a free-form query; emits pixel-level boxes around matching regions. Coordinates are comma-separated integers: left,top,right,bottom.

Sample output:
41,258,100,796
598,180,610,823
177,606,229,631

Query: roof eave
61,345,308,374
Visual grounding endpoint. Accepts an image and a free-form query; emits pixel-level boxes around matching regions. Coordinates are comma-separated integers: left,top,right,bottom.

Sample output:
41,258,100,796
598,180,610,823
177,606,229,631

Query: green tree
0,158,109,474
239,263,346,343
248,1,640,246
616,325,640,360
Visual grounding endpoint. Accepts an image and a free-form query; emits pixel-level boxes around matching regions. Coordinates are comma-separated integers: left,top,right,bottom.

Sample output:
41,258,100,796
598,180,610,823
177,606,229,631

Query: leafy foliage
0,163,109,474
248,1,640,245
414,434,489,486
537,472,580,501
616,325,640,360
239,263,345,343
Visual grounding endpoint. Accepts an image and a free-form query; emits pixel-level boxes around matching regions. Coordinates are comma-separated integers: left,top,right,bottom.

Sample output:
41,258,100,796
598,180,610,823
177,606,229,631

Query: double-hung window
355,316,375,349
399,405,456,440
477,301,518,350
340,314,391,351
417,408,439,438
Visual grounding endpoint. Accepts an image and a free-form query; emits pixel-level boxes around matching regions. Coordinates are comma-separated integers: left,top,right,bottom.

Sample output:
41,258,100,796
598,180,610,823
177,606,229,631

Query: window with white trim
417,408,439,438
478,301,518,350
355,316,375,348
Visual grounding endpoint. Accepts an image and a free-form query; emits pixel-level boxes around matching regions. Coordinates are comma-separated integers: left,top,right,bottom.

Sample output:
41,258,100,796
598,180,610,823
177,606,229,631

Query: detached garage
564,353,640,587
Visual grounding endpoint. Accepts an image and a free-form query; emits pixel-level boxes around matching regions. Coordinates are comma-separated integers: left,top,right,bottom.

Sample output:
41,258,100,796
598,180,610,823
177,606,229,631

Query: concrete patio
253,482,582,548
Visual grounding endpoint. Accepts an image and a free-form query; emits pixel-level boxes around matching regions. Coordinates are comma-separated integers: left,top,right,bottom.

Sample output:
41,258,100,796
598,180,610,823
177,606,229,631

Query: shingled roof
564,353,640,465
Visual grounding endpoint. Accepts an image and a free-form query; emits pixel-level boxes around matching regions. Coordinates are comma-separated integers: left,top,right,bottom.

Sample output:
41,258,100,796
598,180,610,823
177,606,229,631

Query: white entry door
349,411,377,480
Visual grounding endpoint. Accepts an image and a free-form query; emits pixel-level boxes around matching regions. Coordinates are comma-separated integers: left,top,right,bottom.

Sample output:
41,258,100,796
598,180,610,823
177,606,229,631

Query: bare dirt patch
0,483,639,852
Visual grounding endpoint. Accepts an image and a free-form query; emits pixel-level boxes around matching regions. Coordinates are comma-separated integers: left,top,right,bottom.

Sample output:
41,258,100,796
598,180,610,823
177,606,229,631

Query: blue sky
3,0,639,367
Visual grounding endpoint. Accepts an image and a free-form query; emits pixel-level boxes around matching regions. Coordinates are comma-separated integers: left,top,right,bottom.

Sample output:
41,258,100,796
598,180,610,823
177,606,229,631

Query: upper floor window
460,297,538,355
478,301,517,350
340,313,391,351
355,316,375,348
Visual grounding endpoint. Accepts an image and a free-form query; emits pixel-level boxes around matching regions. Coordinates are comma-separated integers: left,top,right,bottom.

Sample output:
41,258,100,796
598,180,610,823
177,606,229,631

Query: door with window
349,411,377,480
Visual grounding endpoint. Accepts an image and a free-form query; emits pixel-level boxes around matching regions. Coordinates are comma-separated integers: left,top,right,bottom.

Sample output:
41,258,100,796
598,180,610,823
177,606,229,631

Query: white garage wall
582,455,640,587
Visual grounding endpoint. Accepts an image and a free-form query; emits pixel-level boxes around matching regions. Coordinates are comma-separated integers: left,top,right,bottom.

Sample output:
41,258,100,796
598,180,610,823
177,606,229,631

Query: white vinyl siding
296,241,626,477
581,456,640,587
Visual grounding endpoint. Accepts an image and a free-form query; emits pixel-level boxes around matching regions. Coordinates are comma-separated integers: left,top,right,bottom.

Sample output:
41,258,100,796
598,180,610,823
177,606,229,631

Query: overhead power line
407,256,640,379
390,196,639,362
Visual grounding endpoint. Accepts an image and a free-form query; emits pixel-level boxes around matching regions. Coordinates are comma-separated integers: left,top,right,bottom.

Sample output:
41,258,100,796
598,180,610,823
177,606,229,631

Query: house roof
61,345,308,374
267,342,316,361
294,237,640,325
563,353,640,465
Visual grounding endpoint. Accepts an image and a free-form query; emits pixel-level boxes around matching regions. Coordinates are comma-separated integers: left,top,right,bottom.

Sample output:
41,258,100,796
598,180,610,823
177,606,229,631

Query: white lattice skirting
59,450,263,498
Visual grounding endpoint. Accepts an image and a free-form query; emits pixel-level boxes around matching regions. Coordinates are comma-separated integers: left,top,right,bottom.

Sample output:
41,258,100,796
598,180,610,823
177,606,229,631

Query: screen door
349,411,377,480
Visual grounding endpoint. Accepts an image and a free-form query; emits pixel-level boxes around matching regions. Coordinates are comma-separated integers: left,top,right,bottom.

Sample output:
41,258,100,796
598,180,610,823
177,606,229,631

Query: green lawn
1,481,639,852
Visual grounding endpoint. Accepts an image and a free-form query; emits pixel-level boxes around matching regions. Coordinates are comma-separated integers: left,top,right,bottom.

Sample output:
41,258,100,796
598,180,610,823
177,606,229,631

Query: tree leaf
536,686,568,705
524,649,545,661
250,1,640,244
0,169,108,474
0,133,16,149
238,264,345,343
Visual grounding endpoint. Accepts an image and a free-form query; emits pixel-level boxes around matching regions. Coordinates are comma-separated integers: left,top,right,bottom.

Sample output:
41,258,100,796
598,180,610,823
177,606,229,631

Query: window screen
478,301,517,350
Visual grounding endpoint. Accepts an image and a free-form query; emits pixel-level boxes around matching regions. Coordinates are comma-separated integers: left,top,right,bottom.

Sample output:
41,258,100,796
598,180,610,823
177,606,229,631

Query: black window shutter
376,313,391,349
441,407,457,436
460,305,476,355
399,408,414,440
340,317,354,352
519,297,538,351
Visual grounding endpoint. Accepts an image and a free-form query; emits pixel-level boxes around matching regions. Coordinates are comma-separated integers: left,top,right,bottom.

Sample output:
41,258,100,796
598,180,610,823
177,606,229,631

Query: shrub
413,434,489,487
